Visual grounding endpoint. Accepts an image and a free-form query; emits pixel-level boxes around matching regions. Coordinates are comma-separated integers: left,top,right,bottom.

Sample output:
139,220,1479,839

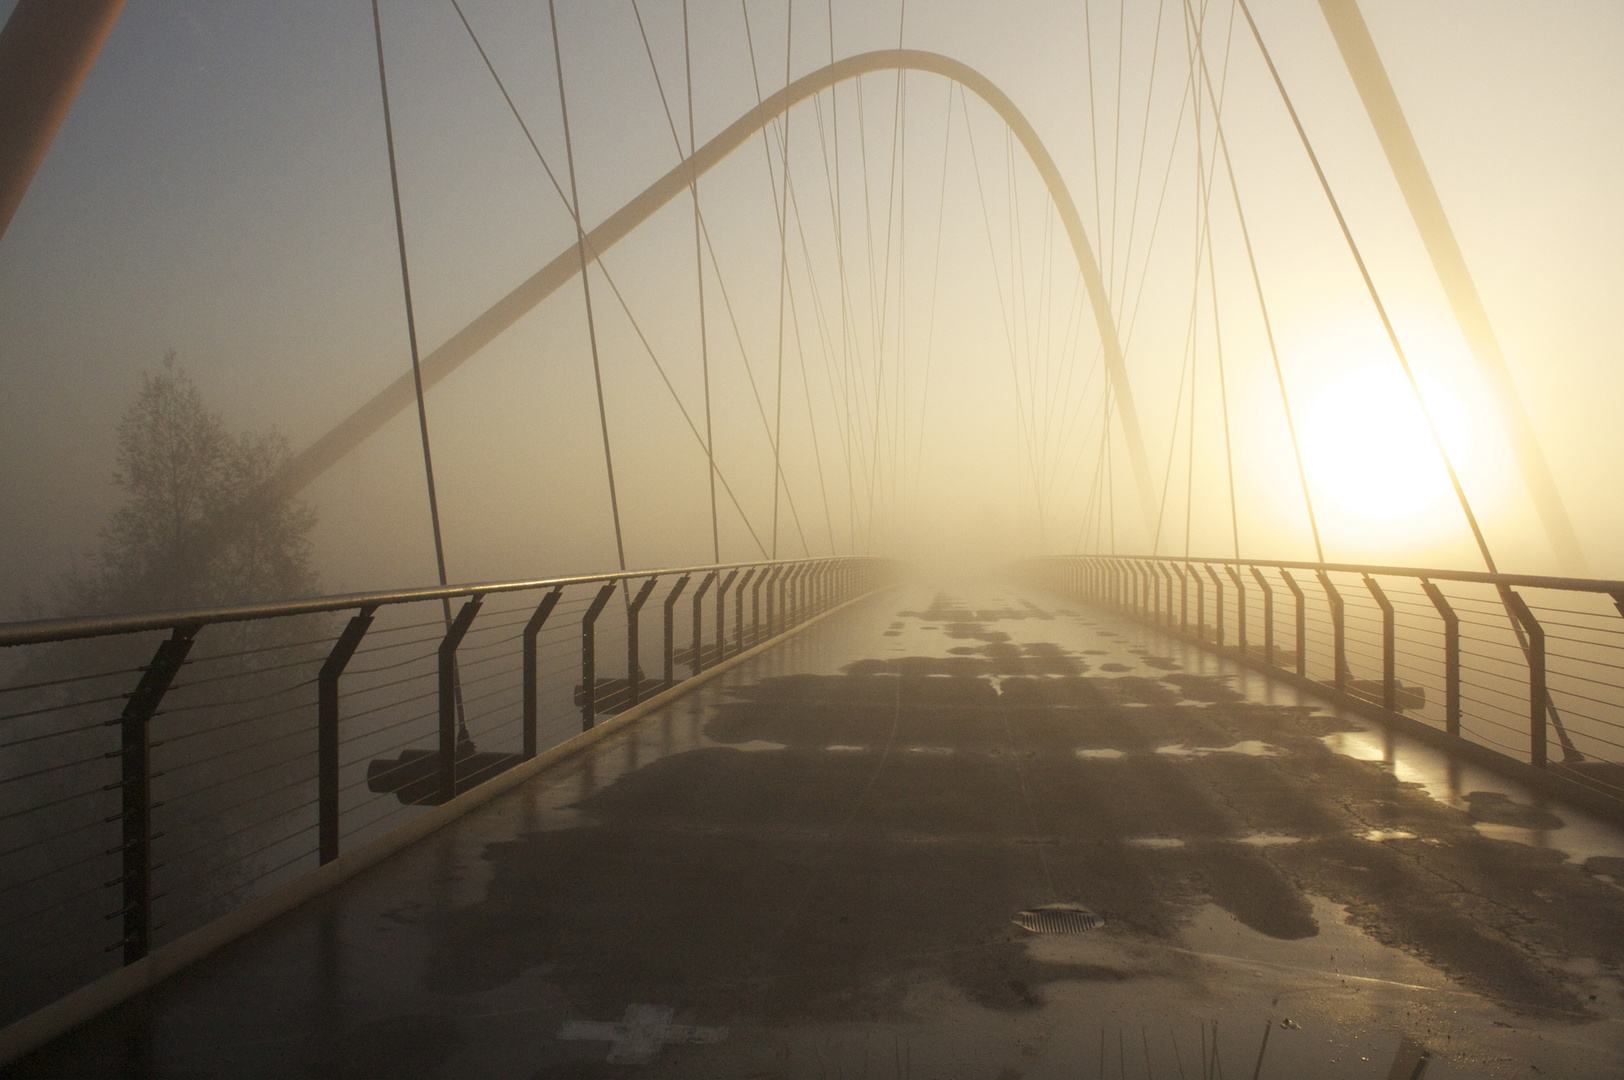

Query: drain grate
1013,904,1103,934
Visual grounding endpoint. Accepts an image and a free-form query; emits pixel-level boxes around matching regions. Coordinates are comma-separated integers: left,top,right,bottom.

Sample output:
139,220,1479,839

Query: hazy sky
0,0,1620,615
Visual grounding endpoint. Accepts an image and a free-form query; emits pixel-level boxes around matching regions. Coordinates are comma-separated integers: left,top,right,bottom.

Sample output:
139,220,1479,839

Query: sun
1301,365,1471,520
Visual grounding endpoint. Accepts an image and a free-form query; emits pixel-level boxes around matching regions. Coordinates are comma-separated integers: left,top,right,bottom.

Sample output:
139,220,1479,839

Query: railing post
580,583,618,731
1421,580,1460,736
1280,569,1306,677
752,567,770,645
1192,563,1205,637
715,569,739,664
734,567,756,655
663,575,691,686
319,606,376,865
775,566,790,633
1502,589,1547,769
439,598,482,802
1205,565,1225,648
626,577,659,707
691,571,717,674
1174,563,1187,629
766,566,782,638
1316,571,1347,691
1225,565,1247,653
1363,575,1396,711
522,587,564,759
1249,567,1274,666
118,624,197,964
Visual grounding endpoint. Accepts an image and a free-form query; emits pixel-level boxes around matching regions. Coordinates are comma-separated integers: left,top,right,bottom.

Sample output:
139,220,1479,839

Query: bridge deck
12,582,1624,1078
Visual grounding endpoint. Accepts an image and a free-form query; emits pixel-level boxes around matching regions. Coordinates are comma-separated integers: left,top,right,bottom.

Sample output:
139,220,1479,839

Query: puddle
1155,740,1283,758
727,740,787,753
1319,730,1387,761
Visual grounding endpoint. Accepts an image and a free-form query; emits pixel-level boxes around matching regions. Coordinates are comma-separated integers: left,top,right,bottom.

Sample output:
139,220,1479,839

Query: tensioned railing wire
0,555,897,1030
1031,555,1624,812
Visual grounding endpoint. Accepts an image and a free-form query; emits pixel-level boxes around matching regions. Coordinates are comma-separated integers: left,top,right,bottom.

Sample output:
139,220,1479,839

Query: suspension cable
1182,0,1322,560
912,79,954,511
677,1,721,563
636,2,808,553
1235,0,1497,573
549,0,627,573
450,0,768,558
368,0,451,608
770,0,796,557
1190,2,1241,562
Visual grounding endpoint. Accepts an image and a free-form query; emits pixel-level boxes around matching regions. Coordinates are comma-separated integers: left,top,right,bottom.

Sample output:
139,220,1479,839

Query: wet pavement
10,579,1624,1078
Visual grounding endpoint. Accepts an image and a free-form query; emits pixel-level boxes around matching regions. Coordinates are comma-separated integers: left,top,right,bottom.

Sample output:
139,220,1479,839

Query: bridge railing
0,555,898,1029
1029,555,1624,817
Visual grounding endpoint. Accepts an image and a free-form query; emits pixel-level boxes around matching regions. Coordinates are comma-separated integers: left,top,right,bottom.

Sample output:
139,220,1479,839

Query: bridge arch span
278,49,1156,525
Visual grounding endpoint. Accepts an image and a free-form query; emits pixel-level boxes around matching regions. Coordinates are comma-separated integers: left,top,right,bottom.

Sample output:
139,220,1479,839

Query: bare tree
55,353,318,615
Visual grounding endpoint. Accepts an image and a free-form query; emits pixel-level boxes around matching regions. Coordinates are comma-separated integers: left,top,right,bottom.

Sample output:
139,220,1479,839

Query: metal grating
1013,904,1103,934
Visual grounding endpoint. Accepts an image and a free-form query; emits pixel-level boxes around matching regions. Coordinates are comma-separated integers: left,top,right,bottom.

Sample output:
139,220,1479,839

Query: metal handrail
0,554,899,1030
1030,554,1624,822
1092,554,1624,597
0,557,842,649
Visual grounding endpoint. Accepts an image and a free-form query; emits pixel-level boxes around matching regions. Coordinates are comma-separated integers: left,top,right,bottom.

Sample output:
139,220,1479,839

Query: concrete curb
0,588,887,1067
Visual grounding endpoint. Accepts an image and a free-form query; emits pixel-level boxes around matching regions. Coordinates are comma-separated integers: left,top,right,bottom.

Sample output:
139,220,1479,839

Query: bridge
0,1,1621,1076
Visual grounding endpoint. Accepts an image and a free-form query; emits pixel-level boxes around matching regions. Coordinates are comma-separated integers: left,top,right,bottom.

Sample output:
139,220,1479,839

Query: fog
2,0,1622,618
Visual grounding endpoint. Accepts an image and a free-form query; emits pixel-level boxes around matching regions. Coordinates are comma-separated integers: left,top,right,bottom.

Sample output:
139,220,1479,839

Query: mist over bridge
1,0,1623,1075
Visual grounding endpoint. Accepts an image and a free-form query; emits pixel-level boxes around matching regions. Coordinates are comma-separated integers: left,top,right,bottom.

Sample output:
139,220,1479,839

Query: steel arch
275,49,1156,527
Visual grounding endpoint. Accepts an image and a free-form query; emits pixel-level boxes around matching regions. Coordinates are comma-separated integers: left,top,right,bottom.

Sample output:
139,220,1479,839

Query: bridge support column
319,607,376,864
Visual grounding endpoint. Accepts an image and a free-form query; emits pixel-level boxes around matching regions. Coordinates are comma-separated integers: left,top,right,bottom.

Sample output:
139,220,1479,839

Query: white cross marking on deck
557,1004,727,1065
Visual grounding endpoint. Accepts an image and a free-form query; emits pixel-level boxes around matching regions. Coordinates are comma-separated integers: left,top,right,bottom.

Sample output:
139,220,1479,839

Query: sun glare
1301,365,1471,520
